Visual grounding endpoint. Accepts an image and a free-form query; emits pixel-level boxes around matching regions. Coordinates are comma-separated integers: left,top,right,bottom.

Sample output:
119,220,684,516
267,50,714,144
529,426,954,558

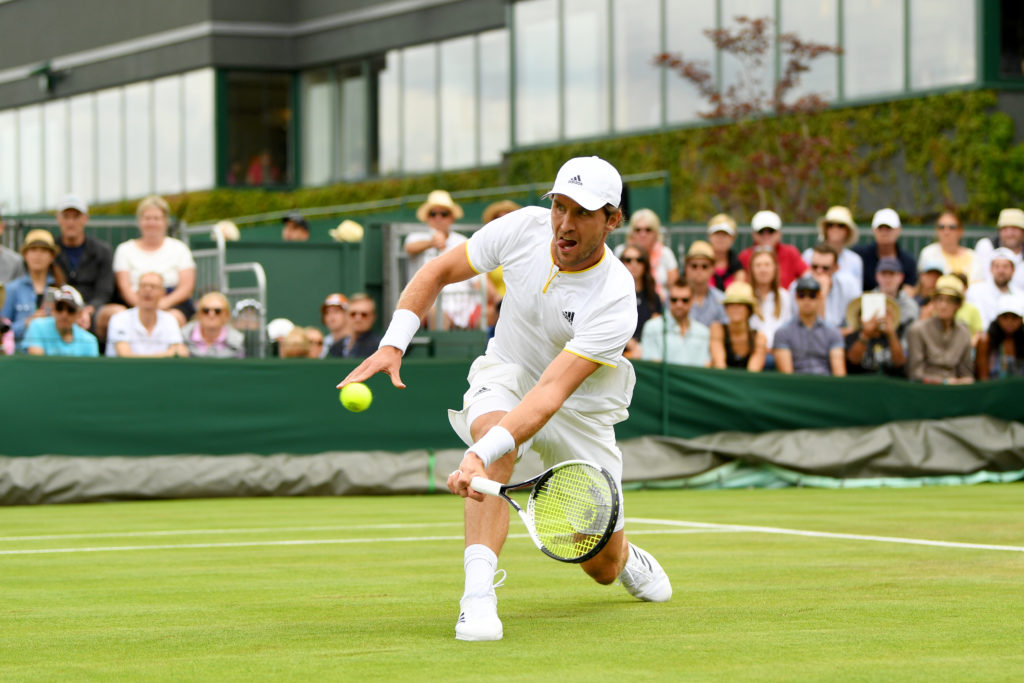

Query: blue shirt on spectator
773,316,844,375
689,287,728,327
0,274,53,342
21,316,99,356
640,316,711,366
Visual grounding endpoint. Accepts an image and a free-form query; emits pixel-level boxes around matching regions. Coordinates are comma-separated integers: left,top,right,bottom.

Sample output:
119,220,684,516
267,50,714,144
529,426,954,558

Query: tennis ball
340,382,373,412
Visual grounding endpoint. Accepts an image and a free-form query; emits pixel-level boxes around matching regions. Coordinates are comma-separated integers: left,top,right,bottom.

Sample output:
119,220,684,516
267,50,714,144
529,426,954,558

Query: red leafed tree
656,16,848,220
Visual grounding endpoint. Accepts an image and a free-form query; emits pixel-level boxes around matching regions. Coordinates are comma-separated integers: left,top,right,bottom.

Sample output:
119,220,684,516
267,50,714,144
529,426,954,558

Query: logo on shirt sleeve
562,310,575,325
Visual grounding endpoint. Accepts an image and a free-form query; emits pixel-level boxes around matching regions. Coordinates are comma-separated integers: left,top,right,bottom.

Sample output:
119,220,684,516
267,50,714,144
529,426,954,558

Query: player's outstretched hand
447,452,486,501
337,346,406,389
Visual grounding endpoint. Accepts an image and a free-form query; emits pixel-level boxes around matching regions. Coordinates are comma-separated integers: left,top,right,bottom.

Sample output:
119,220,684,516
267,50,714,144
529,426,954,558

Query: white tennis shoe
455,569,506,641
618,544,672,602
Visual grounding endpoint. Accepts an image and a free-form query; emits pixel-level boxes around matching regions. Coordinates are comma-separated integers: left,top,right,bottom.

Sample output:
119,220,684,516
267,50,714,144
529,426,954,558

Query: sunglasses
936,223,959,230
621,256,644,264
824,222,848,229
54,302,77,313
200,307,224,315
757,229,776,236
428,210,451,219
349,311,372,318
796,290,819,299
669,297,691,303
687,262,711,270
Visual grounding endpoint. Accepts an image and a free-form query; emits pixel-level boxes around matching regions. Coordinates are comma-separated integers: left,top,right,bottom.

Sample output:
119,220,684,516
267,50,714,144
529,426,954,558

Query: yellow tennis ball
340,382,372,412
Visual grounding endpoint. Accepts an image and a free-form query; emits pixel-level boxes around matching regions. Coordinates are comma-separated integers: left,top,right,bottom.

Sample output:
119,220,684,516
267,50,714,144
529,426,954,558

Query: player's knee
583,562,619,585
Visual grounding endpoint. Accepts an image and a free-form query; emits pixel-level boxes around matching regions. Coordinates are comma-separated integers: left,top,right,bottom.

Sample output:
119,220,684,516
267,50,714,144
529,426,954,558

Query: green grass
3,486,1023,681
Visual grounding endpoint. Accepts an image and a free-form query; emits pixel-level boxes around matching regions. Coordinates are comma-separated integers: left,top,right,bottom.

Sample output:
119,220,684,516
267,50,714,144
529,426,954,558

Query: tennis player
338,156,672,641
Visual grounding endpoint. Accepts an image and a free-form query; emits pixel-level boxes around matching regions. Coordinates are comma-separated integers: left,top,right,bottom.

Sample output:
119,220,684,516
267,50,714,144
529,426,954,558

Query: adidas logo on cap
568,175,583,186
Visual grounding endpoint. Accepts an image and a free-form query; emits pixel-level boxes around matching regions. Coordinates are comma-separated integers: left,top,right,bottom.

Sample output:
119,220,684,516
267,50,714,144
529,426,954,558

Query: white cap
871,208,901,229
990,247,1017,268
266,318,295,341
996,293,1024,318
544,156,622,211
751,210,782,231
56,194,88,214
997,208,1024,229
53,284,84,309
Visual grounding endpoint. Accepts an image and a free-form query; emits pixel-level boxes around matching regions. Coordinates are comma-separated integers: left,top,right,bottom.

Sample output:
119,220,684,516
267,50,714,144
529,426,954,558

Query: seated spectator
281,212,310,242
905,275,973,384
614,209,678,300
640,280,710,366
918,211,975,281
966,247,1021,329
802,206,864,287
914,257,946,306
480,200,521,328
774,276,846,376
105,272,189,357
266,317,295,357
52,195,115,333
973,208,1024,288
620,245,662,359
279,327,312,358
747,247,795,360
181,292,245,358
951,273,984,343
737,210,807,288
320,293,349,358
706,214,746,291
684,241,728,327
710,282,767,371
304,327,325,358
853,208,919,293
843,294,905,377
0,210,27,283
871,257,919,337
791,242,859,331
1,229,66,347
22,285,99,357
328,293,382,359
976,293,1024,379
112,195,196,327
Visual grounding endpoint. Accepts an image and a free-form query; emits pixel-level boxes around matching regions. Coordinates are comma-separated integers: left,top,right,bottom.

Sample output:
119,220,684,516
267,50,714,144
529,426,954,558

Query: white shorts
447,355,626,531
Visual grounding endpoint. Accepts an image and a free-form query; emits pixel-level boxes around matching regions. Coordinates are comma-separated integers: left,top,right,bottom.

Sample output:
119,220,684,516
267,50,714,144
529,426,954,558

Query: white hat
871,208,901,229
996,293,1024,318
751,210,782,231
997,208,1024,229
56,194,88,214
544,156,622,211
990,247,1017,268
266,318,295,341
53,284,84,310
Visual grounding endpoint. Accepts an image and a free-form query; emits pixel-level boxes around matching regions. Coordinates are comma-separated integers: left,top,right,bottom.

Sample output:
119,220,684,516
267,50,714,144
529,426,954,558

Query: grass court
3,485,1022,681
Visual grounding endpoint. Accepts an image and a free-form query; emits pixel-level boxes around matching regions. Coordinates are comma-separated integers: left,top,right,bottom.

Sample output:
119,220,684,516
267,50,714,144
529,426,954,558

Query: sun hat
543,156,622,211
685,240,715,262
934,274,965,299
20,229,59,255
482,200,522,225
214,220,240,241
722,281,760,318
707,213,737,236
816,206,859,246
416,190,464,222
329,219,364,243
996,208,1024,230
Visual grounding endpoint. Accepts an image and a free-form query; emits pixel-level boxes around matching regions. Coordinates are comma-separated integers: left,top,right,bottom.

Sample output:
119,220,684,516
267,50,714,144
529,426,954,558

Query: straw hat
816,206,859,247
685,240,715,262
722,281,760,318
934,275,965,299
416,190,463,222
20,229,59,255
844,294,901,330
997,208,1024,230
329,219,364,242
482,200,522,225
707,213,737,236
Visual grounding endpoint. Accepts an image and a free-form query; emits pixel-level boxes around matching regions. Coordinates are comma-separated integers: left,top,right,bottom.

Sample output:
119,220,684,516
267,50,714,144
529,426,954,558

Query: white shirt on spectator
112,237,196,290
405,229,481,328
105,308,184,357
966,279,1022,330
973,237,1024,289
750,288,795,348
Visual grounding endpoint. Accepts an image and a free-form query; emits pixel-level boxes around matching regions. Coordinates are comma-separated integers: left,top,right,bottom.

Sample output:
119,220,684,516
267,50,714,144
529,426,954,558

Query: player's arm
337,245,478,389
451,351,601,500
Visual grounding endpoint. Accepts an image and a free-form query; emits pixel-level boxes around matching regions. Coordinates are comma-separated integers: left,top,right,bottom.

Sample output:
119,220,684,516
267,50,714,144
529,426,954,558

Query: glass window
514,0,559,145
225,72,293,186
612,0,661,132
378,51,401,175
124,81,153,199
402,43,438,173
43,100,69,209
781,0,838,103
564,0,609,138
183,69,215,192
909,0,975,89
338,66,368,180
18,105,43,212
0,110,18,214
302,69,335,186
440,36,477,170
843,0,904,98
478,29,509,164
720,0,776,110
666,0,717,123
1000,0,1024,80
153,75,183,195
95,87,124,203
68,94,96,203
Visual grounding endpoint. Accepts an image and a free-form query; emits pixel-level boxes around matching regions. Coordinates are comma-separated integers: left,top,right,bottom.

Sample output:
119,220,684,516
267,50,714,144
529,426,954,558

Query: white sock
463,544,498,599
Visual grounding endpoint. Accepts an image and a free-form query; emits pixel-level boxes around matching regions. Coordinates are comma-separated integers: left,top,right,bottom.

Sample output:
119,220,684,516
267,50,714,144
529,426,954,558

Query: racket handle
469,477,502,497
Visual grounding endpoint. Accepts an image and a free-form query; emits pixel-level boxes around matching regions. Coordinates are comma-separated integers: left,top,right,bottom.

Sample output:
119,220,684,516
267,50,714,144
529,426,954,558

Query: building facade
0,0,1021,215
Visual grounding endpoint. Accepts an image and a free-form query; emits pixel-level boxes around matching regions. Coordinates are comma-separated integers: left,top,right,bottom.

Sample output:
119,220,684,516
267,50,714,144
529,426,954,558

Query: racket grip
469,477,502,497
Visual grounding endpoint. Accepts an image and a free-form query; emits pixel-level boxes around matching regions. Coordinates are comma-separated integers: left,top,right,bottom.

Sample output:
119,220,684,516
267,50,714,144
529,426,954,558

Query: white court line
0,521,463,543
632,518,1024,553
0,528,727,556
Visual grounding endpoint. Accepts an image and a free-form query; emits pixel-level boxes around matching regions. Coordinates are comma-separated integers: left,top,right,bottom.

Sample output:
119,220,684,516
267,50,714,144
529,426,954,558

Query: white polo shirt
465,206,636,417
105,308,184,357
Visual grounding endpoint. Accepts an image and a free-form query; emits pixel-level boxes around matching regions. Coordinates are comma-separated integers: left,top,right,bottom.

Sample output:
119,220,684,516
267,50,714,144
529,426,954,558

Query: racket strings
529,465,615,560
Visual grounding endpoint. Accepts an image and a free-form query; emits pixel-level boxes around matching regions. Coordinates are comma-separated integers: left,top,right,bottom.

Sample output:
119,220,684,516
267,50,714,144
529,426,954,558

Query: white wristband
378,308,421,354
466,426,516,468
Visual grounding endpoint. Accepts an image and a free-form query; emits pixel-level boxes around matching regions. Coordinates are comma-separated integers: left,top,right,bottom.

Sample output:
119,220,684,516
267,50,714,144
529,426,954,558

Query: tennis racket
470,459,619,563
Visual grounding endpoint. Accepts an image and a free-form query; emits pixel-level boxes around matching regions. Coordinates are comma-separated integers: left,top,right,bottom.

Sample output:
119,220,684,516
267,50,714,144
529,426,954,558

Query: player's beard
552,232,604,270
